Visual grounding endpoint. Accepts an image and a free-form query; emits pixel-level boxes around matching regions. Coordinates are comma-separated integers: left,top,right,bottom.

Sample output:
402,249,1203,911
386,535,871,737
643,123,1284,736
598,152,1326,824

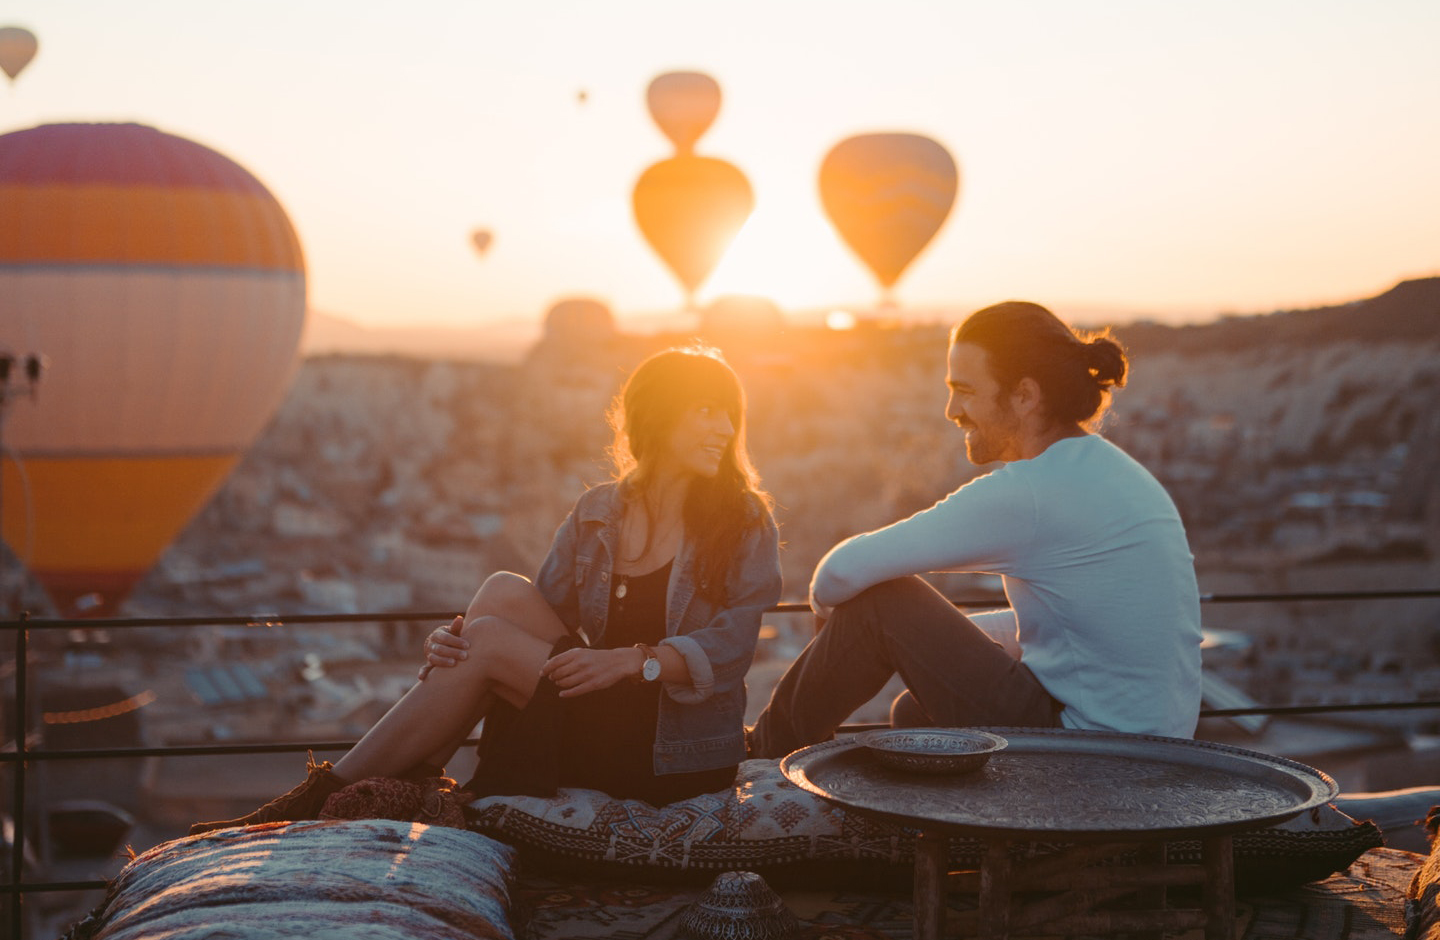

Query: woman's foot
188,753,348,835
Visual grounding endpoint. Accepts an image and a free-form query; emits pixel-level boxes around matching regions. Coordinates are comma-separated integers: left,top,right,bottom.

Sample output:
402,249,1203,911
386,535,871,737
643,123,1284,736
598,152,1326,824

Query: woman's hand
417,616,468,681
541,646,643,697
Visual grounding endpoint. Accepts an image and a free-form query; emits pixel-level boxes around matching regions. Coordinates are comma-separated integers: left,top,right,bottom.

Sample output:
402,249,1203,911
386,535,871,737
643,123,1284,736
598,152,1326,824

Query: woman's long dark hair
608,346,772,600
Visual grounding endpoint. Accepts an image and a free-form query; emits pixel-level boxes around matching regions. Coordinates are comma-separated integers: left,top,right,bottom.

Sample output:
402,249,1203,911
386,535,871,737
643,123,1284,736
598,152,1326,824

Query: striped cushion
66,819,517,940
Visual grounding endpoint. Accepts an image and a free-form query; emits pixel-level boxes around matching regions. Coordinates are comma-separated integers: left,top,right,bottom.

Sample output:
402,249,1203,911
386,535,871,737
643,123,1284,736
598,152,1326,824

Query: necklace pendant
615,579,627,599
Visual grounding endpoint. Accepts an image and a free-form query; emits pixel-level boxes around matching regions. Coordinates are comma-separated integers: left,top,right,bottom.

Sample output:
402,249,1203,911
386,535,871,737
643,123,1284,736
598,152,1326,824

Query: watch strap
633,643,660,682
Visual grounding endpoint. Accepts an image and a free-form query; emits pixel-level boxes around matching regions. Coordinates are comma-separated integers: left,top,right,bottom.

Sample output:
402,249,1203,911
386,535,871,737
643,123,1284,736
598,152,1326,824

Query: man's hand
417,615,468,680
542,646,642,697
813,613,828,634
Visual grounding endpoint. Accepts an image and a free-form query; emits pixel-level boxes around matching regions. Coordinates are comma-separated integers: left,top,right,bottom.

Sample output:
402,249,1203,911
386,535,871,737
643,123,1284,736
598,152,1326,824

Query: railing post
9,610,29,940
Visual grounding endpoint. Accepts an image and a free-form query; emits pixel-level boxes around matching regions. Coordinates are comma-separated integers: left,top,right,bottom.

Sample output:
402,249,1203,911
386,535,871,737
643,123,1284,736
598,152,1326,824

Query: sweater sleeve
809,469,1038,617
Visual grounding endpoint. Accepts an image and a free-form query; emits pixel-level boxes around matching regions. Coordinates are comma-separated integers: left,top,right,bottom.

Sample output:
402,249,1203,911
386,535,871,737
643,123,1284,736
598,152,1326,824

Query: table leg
1202,834,1236,940
978,837,1012,940
1136,840,1168,940
914,828,947,940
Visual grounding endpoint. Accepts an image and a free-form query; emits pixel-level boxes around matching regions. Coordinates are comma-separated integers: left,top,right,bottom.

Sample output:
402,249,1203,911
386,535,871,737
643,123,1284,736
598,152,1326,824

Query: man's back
988,434,1202,736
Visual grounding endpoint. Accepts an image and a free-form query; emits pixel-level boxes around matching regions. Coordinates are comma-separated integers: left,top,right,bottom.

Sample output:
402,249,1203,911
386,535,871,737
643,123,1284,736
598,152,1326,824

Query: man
750,301,1202,759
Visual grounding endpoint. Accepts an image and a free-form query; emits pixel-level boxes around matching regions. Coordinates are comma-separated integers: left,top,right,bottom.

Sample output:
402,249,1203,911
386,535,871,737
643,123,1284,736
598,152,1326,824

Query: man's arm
809,470,1036,617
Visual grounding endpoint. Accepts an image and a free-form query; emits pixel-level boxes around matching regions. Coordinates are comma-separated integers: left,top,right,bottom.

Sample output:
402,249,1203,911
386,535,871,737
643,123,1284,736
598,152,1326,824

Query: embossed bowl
856,728,1008,775
678,870,799,940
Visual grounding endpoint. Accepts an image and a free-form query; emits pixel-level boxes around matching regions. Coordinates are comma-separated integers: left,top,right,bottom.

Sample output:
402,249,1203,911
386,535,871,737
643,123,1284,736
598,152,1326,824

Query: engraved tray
780,727,1338,841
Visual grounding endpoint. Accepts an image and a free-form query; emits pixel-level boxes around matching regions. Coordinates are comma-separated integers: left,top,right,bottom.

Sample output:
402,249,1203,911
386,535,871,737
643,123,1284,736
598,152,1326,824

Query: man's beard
962,417,1018,465
964,428,1001,465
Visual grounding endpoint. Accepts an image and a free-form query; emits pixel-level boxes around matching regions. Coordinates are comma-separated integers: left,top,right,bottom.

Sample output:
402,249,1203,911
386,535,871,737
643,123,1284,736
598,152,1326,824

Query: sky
4,0,1439,332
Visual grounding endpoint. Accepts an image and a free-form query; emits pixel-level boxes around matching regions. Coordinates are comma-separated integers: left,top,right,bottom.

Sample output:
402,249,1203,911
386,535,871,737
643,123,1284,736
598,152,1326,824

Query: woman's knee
466,571,539,619
469,571,571,643
459,612,515,645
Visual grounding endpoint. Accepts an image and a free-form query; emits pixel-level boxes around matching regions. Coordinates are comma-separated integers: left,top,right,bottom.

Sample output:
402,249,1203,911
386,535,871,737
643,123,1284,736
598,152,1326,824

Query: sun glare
702,201,846,311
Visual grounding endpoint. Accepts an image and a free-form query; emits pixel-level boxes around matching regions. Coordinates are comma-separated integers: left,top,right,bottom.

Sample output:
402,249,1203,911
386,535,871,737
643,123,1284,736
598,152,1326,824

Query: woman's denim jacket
535,482,783,775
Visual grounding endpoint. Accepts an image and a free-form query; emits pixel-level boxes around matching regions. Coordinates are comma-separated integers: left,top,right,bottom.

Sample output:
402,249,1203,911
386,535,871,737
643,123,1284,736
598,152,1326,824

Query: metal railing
4,588,1440,937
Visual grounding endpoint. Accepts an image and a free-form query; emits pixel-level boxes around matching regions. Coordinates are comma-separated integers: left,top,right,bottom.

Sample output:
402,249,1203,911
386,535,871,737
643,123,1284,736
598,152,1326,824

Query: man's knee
890,690,933,728
848,576,928,605
833,576,952,643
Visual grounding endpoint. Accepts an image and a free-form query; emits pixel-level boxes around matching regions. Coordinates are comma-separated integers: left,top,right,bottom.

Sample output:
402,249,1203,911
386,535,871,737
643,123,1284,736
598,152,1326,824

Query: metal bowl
678,870,799,940
856,728,1008,775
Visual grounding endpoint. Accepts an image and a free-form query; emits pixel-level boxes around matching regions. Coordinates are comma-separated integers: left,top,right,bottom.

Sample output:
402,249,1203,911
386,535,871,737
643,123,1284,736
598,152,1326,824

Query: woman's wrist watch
633,643,661,683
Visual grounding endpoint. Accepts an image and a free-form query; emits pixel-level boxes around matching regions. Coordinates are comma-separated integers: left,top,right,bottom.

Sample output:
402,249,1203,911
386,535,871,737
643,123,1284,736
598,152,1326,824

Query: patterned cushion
467,758,1382,891
1403,805,1440,940
63,819,518,940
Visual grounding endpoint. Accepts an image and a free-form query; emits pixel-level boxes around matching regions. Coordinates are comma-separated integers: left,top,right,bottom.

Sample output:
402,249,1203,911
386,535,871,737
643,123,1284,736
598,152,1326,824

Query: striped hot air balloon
819,133,959,298
0,122,306,616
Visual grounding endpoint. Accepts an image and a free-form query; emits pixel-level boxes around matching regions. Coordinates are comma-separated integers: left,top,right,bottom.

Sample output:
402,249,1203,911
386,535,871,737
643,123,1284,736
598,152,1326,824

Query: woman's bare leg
333,573,569,782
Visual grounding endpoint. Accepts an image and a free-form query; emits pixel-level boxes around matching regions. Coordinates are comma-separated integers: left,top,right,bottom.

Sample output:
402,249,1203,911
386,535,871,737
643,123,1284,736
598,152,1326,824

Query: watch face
642,657,662,682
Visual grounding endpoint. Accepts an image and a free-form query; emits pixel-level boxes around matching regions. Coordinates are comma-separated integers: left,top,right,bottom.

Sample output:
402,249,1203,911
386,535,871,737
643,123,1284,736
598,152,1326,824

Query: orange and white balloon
0,123,307,616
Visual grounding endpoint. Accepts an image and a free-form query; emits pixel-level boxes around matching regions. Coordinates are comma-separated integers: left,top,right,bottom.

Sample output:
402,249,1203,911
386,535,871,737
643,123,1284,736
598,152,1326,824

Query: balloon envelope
0,26,36,82
542,298,615,347
819,133,959,290
632,155,754,304
0,123,307,616
471,228,493,256
645,71,721,155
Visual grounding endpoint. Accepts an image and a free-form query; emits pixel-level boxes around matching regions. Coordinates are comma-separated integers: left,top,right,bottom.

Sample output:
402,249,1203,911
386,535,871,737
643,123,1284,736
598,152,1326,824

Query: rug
515,847,1421,940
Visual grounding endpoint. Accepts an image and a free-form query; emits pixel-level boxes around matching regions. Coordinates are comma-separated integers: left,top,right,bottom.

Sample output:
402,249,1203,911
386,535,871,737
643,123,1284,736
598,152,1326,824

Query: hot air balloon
543,297,614,346
632,155,754,309
0,123,307,616
0,26,37,83
818,133,959,297
645,71,721,155
471,228,493,257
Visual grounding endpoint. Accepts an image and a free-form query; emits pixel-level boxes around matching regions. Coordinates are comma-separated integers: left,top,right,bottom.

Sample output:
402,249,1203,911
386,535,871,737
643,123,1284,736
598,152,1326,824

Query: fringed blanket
63,819,517,940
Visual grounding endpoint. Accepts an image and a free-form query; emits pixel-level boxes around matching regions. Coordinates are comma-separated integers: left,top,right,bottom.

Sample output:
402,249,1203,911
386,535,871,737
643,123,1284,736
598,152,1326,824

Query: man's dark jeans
751,576,1063,760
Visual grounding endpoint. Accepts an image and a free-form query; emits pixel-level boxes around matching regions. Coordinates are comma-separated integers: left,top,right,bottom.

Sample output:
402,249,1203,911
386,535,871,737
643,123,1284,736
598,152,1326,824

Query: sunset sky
5,0,1438,331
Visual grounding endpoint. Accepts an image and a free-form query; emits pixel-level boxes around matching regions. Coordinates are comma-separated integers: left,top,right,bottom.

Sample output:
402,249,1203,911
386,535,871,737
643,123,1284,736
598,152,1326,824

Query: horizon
4,1,1439,336
299,273,1435,362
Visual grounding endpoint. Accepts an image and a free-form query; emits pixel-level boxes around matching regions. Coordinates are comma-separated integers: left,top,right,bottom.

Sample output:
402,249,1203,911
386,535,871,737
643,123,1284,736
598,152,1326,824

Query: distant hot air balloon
0,26,38,83
542,297,615,349
632,155,754,309
645,71,721,155
471,228,493,257
818,132,959,297
0,123,307,616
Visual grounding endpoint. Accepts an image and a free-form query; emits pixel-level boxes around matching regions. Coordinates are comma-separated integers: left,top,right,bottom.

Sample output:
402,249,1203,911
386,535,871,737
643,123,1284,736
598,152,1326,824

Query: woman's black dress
465,560,737,805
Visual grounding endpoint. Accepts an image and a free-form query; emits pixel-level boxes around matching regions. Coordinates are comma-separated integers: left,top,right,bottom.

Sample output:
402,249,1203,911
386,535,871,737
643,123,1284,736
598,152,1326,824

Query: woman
190,346,781,833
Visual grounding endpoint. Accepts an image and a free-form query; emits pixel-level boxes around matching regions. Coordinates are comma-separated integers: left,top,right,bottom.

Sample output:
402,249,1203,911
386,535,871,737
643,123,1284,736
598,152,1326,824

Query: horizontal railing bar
7,696,1440,765
1,880,109,895
0,610,465,630
1197,589,1440,603
0,737,473,761
4,587,1439,630
1198,699,1440,717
